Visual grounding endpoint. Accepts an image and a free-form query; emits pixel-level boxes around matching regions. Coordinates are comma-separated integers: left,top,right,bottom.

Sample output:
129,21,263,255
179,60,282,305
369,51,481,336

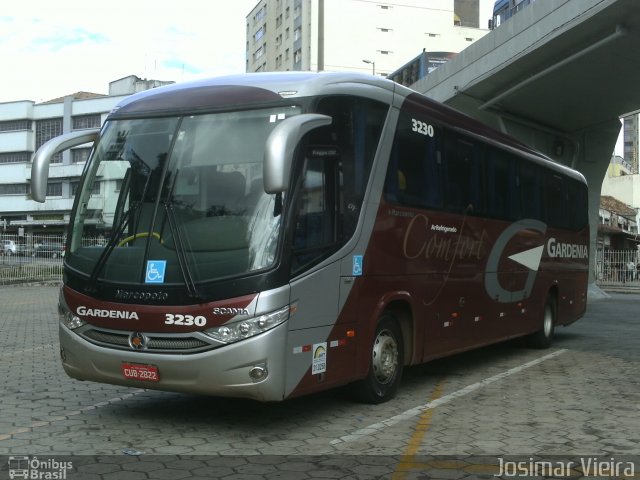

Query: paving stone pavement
0,285,638,479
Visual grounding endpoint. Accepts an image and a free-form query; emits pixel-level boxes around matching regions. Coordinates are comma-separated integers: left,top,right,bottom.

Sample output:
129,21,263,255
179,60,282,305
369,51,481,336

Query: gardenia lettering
547,238,588,259
76,306,139,320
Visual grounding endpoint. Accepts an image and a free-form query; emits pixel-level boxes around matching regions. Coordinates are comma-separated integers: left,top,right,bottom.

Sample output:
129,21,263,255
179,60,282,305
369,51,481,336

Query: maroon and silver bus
31,72,588,403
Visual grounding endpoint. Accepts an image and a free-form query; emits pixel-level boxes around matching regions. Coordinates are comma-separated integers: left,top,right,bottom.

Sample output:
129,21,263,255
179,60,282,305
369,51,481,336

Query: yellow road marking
392,379,446,480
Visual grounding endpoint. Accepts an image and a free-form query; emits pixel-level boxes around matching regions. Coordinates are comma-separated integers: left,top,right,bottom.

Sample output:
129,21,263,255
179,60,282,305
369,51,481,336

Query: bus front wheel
527,295,556,349
352,314,404,404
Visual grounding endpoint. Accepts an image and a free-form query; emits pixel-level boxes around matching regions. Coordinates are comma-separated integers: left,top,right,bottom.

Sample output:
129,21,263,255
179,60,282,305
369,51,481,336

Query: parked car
2,240,33,256
33,242,65,258
2,240,16,255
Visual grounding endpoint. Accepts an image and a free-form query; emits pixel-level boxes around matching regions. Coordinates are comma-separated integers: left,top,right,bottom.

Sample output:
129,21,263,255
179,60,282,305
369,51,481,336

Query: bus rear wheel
527,295,556,349
352,314,404,404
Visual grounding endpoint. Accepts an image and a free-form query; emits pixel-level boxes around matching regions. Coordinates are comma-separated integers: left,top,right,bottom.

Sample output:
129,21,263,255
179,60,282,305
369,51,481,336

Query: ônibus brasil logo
8,456,73,479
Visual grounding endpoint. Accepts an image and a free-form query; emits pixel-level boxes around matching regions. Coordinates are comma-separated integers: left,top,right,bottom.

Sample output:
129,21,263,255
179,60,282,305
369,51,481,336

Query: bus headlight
204,305,289,344
58,292,86,330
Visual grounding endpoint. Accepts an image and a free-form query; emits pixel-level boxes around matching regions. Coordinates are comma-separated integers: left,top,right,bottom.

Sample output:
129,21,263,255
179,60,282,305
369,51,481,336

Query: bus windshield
67,106,301,286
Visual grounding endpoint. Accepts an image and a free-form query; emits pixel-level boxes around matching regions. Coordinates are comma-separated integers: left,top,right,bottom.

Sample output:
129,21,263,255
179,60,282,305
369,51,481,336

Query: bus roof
109,71,398,118
108,71,585,185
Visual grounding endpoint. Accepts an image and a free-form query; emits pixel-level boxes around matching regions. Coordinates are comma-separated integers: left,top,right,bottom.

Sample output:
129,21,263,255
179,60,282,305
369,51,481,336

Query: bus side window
291,95,388,274
385,112,442,209
442,133,482,214
566,179,588,230
543,172,566,228
486,147,518,220
291,154,338,272
519,162,542,221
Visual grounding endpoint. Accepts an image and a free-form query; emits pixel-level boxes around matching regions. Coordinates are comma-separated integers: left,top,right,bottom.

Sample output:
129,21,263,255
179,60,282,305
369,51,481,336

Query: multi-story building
245,0,488,77
0,76,172,236
598,195,638,251
600,154,640,246
622,113,639,174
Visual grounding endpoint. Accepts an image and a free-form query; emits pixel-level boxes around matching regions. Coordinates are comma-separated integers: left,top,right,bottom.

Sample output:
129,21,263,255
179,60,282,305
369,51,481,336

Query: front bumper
59,321,288,401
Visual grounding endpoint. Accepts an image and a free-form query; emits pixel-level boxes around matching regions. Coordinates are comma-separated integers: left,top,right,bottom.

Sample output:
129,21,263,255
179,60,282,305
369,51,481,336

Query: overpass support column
573,119,622,284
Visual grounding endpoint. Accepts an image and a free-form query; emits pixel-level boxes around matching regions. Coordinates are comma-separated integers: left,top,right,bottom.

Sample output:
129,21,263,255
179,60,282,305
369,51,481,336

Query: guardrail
0,233,105,285
594,249,640,288
0,259,63,285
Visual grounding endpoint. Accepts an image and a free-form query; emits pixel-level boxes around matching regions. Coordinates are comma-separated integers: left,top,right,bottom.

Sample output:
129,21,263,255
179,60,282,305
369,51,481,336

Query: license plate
122,363,160,382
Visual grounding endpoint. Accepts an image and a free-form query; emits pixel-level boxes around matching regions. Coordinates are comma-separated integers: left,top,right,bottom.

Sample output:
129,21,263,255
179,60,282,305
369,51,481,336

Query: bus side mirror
31,129,100,203
263,113,332,194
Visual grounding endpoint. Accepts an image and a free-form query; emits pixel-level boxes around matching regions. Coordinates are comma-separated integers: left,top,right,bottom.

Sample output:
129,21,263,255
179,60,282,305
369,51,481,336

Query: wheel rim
372,329,399,384
543,304,553,338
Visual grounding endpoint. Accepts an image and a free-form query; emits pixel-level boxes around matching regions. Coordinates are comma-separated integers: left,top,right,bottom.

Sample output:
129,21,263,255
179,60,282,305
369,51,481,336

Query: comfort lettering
402,214,487,261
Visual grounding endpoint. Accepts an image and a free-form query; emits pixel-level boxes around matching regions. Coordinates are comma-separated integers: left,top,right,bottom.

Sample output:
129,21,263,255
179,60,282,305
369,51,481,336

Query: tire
352,314,404,404
527,295,556,349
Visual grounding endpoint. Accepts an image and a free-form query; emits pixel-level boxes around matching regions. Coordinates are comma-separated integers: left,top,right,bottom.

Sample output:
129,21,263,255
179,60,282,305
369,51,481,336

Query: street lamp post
362,59,375,75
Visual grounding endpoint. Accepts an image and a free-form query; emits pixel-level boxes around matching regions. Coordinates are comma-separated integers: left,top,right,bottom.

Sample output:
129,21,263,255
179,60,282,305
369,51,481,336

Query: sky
0,0,621,155
0,0,259,103
1,0,495,104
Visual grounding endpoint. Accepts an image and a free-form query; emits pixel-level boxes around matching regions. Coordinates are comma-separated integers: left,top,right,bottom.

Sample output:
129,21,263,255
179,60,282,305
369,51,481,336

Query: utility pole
317,0,324,71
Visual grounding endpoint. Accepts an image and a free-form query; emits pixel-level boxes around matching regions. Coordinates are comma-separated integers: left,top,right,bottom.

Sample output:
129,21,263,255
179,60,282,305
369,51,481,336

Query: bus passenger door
285,147,355,398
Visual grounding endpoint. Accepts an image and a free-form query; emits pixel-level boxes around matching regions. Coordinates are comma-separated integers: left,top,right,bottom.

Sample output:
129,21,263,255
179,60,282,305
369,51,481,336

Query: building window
0,183,27,195
294,49,302,64
0,152,31,164
0,119,31,132
35,118,63,164
72,148,92,163
72,114,101,130
254,45,264,61
47,182,62,197
294,27,301,41
254,25,266,42
276,14,283,28
70,180,100,196
254,6,266,23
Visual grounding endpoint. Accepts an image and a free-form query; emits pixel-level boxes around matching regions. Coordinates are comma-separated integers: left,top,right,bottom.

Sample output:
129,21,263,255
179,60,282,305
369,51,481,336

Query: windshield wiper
161,169,202,300
163,201,202,300
85,162,153,292
85,201,141,293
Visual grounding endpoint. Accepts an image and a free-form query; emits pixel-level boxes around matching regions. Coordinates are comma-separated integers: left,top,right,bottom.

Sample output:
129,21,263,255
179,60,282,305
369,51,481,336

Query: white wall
316,0,487,76
601,174,640,209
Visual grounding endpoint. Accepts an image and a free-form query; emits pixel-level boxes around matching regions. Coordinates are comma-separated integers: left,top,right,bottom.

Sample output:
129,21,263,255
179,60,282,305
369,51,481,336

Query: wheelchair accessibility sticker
352,255,363,276
145,260,167,284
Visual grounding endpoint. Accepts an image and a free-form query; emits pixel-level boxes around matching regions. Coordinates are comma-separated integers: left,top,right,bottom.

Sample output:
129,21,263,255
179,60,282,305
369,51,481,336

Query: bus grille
80,328,212,354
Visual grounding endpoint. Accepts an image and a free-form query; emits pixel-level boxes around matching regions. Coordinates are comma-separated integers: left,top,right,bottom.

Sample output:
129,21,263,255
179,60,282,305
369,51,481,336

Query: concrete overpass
414,0,640,282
